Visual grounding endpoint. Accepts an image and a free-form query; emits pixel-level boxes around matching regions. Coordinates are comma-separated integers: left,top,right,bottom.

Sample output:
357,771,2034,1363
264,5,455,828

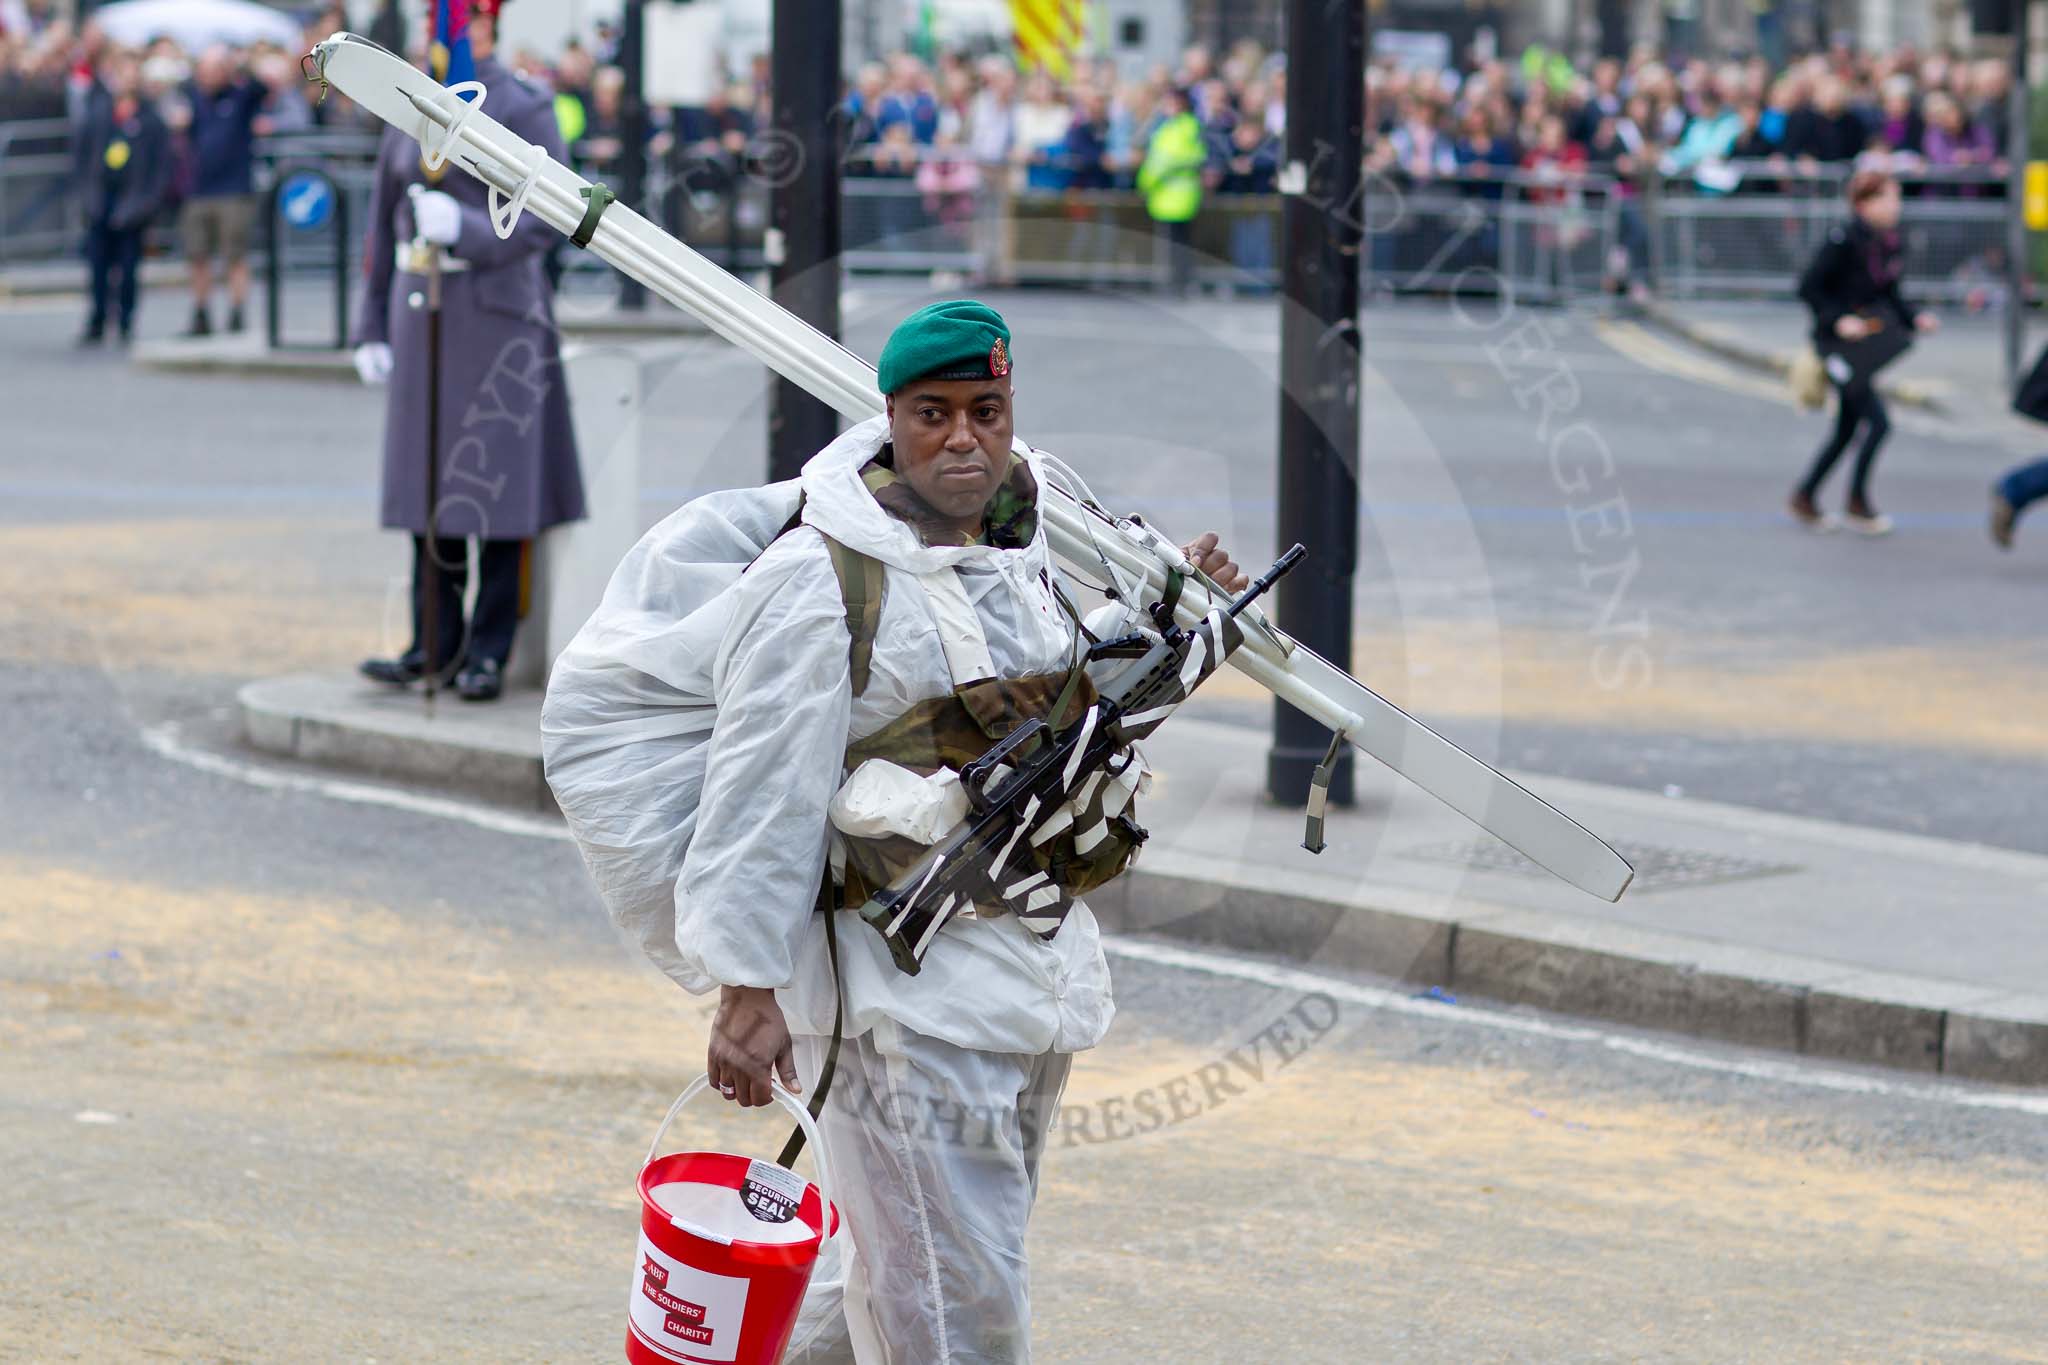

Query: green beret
877,300,1014,396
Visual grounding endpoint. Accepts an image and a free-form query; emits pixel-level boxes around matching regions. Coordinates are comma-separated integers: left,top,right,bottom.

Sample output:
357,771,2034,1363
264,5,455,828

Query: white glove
408,186,462,246
353,341,394,386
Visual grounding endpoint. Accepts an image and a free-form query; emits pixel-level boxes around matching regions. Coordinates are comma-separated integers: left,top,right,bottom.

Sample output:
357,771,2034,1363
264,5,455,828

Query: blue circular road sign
279,170,336,232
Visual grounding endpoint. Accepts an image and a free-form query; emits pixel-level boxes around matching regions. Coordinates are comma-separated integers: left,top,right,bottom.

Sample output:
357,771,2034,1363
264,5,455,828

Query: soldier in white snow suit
545,301,1245,1362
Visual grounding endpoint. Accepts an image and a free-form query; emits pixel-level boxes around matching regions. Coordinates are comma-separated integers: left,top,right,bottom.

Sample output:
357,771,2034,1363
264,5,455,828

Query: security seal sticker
741,1158,807,1224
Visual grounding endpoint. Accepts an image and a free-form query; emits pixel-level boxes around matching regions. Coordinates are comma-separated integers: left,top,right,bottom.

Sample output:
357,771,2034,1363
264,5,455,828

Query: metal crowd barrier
1003,189,1166,287
1361,169,1625,305
605,160,1616,301
989,189,1278,290
635,146,987,279
1648,162,2010,303
649,147,768,273
0,121,382,271
0,117,79,264
842,176,983,275
1359,161,2010,305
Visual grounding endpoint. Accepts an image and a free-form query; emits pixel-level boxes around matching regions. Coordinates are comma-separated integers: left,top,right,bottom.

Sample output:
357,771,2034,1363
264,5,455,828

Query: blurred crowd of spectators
833,40,1286,197
3,6,2023,310
12,14,2022,206
2,1,361,340
532,37,1287,286
0,0,348,127
1368,42,2016,195
574,35,2020,210
522,35,1286,260
0,0,73,120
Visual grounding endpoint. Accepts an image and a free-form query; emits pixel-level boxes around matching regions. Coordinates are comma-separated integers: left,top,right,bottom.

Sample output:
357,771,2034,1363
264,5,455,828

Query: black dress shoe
359,651,427,686
455,657,504,702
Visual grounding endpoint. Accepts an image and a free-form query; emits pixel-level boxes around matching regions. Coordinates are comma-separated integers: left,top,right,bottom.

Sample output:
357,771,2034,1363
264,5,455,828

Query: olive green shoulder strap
769,495,883,698
820,533,883,699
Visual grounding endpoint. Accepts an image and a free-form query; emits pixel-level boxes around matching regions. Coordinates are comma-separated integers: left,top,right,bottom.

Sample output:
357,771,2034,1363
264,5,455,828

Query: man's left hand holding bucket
710,985,802,1107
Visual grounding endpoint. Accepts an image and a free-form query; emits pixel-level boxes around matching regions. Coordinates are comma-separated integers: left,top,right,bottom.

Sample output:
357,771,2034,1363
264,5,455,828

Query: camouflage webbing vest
781,454,1146,944
833,648,1146,929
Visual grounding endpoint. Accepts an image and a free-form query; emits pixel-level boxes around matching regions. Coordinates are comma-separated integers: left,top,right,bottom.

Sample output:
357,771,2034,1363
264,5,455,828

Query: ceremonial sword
306,33,1635,903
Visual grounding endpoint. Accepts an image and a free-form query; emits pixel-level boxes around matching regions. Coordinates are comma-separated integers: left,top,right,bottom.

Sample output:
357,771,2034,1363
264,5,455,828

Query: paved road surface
3,283,2045,1360
6,283,2043,849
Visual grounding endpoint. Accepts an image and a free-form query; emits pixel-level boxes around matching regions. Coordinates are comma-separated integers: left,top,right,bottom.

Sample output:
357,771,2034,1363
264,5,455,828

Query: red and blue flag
429,0,475,88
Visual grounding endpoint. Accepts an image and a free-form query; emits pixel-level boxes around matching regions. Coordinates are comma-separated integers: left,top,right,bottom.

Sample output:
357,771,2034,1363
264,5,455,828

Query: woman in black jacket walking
1791,169,1938,534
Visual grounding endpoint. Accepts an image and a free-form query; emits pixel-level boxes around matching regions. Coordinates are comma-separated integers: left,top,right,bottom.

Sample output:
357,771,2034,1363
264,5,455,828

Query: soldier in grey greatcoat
352,7,584,700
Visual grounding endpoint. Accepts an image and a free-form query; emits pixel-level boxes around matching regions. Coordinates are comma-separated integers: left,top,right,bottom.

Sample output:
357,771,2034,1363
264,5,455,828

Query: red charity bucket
625,1076,841,1365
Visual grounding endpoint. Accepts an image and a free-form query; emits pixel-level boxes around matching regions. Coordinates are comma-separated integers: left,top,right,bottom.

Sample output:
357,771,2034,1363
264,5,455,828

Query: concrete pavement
238,671,2048,1086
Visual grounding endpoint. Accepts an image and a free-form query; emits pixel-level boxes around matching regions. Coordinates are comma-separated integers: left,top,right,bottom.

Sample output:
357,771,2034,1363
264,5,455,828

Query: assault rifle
860,546,1306,973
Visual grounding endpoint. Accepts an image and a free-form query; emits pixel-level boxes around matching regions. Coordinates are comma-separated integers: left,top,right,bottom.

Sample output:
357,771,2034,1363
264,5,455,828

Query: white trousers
782,1021,1072,1365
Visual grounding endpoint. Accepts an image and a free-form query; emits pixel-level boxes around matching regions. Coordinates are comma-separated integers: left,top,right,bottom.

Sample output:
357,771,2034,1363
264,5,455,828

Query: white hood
794,415,1053,579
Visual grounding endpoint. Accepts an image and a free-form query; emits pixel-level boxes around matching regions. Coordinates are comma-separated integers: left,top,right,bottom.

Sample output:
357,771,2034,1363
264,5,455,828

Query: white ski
308,33,1635,902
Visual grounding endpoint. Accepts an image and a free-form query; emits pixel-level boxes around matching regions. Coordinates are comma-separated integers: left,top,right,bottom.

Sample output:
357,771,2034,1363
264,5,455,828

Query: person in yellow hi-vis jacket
1137,87,1213,294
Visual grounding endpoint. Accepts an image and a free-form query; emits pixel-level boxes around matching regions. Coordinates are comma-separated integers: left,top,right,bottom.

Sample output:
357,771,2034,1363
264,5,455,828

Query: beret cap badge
876,299,1014,394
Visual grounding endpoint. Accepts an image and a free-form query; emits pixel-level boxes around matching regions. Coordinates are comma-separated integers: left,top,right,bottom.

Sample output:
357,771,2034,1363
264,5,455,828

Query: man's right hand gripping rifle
856,543,1305,975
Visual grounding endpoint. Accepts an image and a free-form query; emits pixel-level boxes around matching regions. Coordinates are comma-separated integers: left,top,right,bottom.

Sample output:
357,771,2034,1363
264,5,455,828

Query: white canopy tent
93,0,303,53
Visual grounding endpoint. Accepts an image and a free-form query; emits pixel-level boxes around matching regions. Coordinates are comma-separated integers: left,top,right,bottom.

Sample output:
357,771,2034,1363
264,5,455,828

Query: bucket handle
645,1075,838,1247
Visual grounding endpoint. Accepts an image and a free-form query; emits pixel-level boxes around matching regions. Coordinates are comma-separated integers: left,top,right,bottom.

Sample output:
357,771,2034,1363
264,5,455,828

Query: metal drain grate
1399,839,1799,892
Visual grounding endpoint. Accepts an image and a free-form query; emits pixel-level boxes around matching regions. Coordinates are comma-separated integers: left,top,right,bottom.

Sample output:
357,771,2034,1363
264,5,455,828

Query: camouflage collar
861,445,1040,549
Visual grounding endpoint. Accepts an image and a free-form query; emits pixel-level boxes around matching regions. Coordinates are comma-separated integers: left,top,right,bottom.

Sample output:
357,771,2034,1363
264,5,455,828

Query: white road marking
139,721,568,842
140,719,2048,1117
1104,937,2048,1117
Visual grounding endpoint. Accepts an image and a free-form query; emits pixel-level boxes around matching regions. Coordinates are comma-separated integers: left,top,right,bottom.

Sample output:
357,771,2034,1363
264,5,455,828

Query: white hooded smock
543,416,1115,1057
